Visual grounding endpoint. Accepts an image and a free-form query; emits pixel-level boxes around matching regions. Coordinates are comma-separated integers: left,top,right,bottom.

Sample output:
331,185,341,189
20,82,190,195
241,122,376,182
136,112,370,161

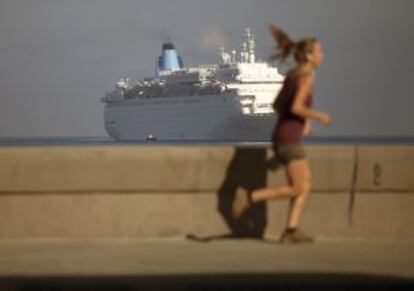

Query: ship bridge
215,28,285,114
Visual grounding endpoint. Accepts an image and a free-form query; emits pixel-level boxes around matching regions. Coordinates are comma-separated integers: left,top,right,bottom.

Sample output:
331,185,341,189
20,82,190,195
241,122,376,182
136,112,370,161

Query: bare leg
234,159,311,225
251,164,295,202
250,159,311,227
285,159,311,228
251,185,293,202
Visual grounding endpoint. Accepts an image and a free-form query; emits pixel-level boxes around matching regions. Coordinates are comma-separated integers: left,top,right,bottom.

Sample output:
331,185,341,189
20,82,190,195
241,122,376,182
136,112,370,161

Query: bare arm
291,73,331,125
303,119,313,136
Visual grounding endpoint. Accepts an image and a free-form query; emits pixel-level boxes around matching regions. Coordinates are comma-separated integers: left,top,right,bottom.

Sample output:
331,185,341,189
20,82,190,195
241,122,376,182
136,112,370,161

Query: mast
243,28,256,63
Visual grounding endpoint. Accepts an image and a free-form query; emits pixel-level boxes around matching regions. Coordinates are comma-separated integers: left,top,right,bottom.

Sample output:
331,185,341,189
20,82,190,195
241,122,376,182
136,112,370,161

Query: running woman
233,25,332,243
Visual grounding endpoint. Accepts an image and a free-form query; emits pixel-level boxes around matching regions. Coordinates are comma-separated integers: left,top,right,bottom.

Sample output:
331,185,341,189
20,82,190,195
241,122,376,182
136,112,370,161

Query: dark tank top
272,71,313,144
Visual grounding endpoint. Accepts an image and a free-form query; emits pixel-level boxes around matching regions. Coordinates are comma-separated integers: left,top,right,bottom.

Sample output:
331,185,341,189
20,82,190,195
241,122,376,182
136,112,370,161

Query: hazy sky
0,0,413,137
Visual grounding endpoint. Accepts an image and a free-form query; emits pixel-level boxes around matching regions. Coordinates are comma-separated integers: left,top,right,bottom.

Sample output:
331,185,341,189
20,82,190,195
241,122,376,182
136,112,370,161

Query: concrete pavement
0,237,412,289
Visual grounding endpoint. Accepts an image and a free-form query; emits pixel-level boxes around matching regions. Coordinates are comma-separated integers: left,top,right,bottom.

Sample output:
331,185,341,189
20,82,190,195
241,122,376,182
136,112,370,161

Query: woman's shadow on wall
187,147,282,242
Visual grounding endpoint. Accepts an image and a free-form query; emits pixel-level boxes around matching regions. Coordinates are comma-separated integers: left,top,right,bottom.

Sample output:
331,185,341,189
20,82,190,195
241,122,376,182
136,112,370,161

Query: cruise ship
101,29,285,142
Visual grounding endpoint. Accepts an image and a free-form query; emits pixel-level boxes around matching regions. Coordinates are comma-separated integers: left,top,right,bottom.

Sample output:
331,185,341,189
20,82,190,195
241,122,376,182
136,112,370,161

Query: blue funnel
157,43,184,72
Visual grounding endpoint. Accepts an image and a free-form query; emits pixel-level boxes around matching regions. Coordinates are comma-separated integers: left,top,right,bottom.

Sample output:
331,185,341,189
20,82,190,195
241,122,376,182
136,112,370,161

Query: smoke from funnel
199,27,227,50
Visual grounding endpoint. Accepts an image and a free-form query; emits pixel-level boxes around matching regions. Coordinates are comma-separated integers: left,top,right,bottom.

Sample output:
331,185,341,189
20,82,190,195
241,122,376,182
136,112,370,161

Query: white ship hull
102,29,283,142
104,93,276,142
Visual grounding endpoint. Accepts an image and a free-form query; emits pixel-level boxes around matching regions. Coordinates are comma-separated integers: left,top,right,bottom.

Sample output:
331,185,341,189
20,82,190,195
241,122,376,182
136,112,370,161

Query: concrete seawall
0,144,412,241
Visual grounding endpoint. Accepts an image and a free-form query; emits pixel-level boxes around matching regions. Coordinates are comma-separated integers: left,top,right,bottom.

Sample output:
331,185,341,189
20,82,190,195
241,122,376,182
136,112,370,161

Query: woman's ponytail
269,25,318,64
269,25,296,62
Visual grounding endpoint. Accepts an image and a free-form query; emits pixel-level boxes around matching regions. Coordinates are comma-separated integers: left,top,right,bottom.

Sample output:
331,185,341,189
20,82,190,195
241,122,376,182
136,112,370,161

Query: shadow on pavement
187,147,283,242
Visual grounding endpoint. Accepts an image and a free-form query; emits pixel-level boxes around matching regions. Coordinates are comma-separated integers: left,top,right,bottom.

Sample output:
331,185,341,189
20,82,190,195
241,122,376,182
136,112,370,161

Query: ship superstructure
101,29,284,141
